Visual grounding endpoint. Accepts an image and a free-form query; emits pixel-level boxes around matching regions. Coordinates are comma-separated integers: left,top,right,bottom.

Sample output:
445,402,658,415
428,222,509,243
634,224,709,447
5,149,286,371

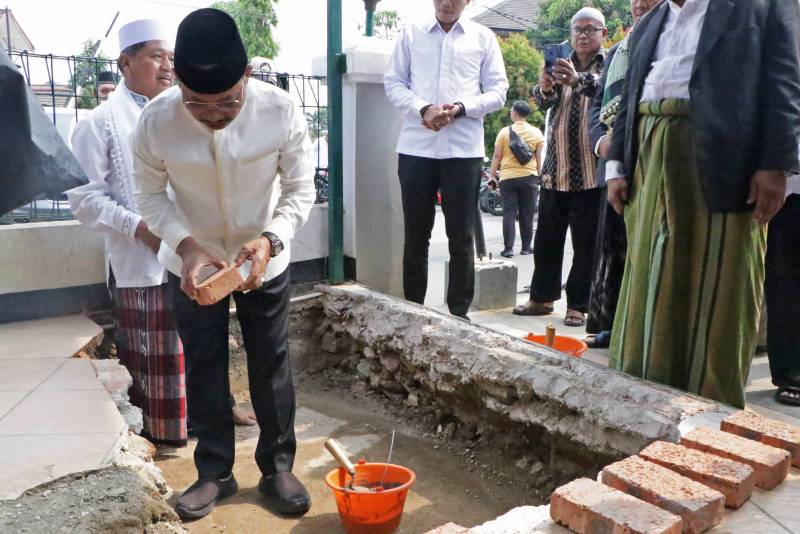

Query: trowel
324,438,371,493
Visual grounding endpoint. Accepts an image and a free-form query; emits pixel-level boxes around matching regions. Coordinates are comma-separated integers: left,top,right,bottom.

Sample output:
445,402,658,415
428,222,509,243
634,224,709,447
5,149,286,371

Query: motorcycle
479,167,503,216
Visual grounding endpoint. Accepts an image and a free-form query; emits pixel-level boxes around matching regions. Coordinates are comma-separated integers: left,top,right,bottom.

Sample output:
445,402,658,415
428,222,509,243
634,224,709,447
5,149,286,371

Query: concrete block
639,441,754,509
721,410,800,468
601,456,724,534
196,266,244,306
470,505,570,533
445,258,517,311
681,427,790,490
550,478,682,534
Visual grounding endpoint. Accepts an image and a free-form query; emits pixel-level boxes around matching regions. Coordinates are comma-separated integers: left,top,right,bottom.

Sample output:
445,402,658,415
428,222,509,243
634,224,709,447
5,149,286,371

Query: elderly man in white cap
514,7,607,329
68,19,191,448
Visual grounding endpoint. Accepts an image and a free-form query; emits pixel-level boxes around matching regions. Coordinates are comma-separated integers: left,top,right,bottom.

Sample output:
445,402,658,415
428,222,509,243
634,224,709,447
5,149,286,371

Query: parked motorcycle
479,167,503,216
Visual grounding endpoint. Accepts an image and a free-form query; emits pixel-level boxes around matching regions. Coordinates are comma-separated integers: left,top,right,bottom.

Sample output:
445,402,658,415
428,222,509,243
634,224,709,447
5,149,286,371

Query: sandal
513,301,554,316
585,330,610,348
775,386,800,406
564,309,585,327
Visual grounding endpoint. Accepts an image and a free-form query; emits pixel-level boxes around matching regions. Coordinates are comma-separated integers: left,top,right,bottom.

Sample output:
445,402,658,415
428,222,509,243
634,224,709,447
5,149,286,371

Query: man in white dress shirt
134,9,315,519
68,19,189,447
384,0,508,319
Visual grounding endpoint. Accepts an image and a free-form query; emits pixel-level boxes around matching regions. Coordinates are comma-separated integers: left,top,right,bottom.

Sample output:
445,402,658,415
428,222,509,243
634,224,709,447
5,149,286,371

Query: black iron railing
2,51,328,224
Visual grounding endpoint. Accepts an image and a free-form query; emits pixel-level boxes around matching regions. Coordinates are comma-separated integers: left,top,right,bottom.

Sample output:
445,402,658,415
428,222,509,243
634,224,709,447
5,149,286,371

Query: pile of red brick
550,410,800,534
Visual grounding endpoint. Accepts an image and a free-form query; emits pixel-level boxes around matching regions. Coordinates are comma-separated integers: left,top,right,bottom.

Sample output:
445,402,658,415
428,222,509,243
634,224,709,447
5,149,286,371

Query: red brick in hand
196,265,244,306
681,427,790,490
639,441,754,509
550,477,682,534
721,410,800,468
601,456,724,534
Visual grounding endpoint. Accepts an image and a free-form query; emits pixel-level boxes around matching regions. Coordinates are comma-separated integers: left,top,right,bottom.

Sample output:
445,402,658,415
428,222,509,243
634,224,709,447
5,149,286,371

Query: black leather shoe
258,472,311,516
175,474,238,520
500,249,514,258
520,248,534,255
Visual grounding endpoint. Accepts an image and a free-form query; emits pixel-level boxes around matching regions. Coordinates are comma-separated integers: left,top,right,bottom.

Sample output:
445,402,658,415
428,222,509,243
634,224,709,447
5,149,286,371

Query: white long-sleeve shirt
606,0,709,181
133,79,316,282
68,83,166,288
384,17,508,159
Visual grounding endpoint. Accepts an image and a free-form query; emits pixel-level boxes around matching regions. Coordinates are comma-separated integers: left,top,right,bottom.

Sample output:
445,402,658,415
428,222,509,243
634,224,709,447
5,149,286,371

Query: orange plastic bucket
524,333,588,357
325,463,416,534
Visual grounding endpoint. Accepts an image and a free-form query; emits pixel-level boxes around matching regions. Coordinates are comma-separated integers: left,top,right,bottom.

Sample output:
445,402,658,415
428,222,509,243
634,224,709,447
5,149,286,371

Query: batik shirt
532,51,605,192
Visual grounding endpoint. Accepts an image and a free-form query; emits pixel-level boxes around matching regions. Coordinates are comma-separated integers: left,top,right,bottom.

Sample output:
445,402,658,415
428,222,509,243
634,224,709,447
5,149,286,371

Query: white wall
0,221,105,295
0,203,330,296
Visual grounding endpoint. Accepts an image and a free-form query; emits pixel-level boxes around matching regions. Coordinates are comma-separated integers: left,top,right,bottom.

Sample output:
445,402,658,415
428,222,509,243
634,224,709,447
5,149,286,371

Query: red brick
196,265,244,305
639,441,754,509
601,456,724,534
681,427,790,490
550,477,682,534
721,410,800,468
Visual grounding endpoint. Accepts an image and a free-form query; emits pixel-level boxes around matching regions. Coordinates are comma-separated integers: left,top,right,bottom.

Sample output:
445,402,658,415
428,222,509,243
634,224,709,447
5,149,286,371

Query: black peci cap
174,8,247,94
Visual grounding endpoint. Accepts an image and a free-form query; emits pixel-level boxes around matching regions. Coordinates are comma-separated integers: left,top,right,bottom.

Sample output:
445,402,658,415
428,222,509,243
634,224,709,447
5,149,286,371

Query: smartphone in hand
543,42,572,74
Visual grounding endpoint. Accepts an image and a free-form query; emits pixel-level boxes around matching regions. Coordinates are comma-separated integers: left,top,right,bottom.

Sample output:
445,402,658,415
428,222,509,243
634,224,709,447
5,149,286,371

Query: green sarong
609,99,766,408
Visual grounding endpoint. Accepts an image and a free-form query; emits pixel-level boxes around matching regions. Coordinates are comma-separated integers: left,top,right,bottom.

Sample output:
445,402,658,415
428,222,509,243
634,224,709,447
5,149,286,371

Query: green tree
483,34,546,156
373,9,400,39
306,109,328,140
212,0,280,59
70,39,113,110
526,0,631,47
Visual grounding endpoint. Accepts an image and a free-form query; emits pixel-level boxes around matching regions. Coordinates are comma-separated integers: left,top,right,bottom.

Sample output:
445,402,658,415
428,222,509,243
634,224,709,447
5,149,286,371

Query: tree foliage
526,0,632,46
70,39,113,110
211,0,280,59
373,10,400,39
483,34,546,156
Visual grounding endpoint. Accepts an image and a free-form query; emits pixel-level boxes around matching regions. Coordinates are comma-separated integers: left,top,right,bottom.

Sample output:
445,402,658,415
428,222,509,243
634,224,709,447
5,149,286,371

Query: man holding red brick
134,9,315,520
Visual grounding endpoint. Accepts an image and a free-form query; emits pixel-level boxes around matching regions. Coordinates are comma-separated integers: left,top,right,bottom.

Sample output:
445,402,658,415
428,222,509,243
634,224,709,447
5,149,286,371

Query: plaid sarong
112,280,187,446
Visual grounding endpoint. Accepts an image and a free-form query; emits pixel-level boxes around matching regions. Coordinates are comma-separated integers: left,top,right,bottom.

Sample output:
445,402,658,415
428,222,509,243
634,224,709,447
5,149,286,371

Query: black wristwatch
260,231,284,257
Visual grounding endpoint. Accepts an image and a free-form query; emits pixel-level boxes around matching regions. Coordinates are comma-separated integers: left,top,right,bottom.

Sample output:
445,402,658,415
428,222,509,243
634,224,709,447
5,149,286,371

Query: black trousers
765,195,800,389
499,175,539,251
529,187,602,312
398,154,482,316
168,269,296,480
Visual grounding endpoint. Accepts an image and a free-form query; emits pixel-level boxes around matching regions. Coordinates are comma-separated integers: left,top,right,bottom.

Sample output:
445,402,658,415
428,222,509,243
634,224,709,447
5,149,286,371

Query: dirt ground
155,365,544,534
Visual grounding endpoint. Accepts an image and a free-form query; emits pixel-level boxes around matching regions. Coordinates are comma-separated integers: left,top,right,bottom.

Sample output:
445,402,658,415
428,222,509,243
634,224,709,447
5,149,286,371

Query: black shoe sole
175,478,239,521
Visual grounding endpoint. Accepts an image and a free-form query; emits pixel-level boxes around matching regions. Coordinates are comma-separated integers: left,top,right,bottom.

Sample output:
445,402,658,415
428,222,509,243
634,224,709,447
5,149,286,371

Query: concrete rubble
314,284,729,467
92,358,144,434
0,432,182,533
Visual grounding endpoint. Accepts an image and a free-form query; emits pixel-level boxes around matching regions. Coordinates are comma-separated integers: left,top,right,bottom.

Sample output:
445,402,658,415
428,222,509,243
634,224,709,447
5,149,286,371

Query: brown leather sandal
564,309,585,327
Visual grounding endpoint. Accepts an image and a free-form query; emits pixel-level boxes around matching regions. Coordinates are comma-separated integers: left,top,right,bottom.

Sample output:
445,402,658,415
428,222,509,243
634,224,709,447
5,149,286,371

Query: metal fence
2,51,328,224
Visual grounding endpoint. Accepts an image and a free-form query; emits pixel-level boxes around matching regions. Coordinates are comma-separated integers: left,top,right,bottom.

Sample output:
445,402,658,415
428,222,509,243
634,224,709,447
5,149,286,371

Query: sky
4,0,505,82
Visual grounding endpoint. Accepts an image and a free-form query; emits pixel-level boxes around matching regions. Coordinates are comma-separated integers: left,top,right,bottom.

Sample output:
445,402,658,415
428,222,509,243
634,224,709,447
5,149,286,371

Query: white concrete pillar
317,39,405,297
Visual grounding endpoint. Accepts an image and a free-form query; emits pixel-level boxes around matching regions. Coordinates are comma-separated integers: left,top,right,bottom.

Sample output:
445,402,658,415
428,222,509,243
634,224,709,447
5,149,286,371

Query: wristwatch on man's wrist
260,231,284,257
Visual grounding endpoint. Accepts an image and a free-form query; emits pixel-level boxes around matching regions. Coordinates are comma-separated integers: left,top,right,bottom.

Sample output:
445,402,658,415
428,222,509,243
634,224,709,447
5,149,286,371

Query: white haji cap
118,19,170,52
571,7,606,27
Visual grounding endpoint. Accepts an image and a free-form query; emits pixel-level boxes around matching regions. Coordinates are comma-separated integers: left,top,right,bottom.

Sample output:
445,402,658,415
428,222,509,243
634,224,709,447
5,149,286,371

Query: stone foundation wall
306,284,729,485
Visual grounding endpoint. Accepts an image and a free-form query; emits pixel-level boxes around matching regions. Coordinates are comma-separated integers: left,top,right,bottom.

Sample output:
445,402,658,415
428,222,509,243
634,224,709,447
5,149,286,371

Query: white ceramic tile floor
0,389,125,436
0,391,28,420
0,432,124,500
37,359,104,391
0,358,64,391
0,315,103,359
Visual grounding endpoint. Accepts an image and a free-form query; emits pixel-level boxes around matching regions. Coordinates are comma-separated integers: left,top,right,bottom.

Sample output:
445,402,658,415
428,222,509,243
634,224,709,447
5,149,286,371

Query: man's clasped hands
421,102,464,132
